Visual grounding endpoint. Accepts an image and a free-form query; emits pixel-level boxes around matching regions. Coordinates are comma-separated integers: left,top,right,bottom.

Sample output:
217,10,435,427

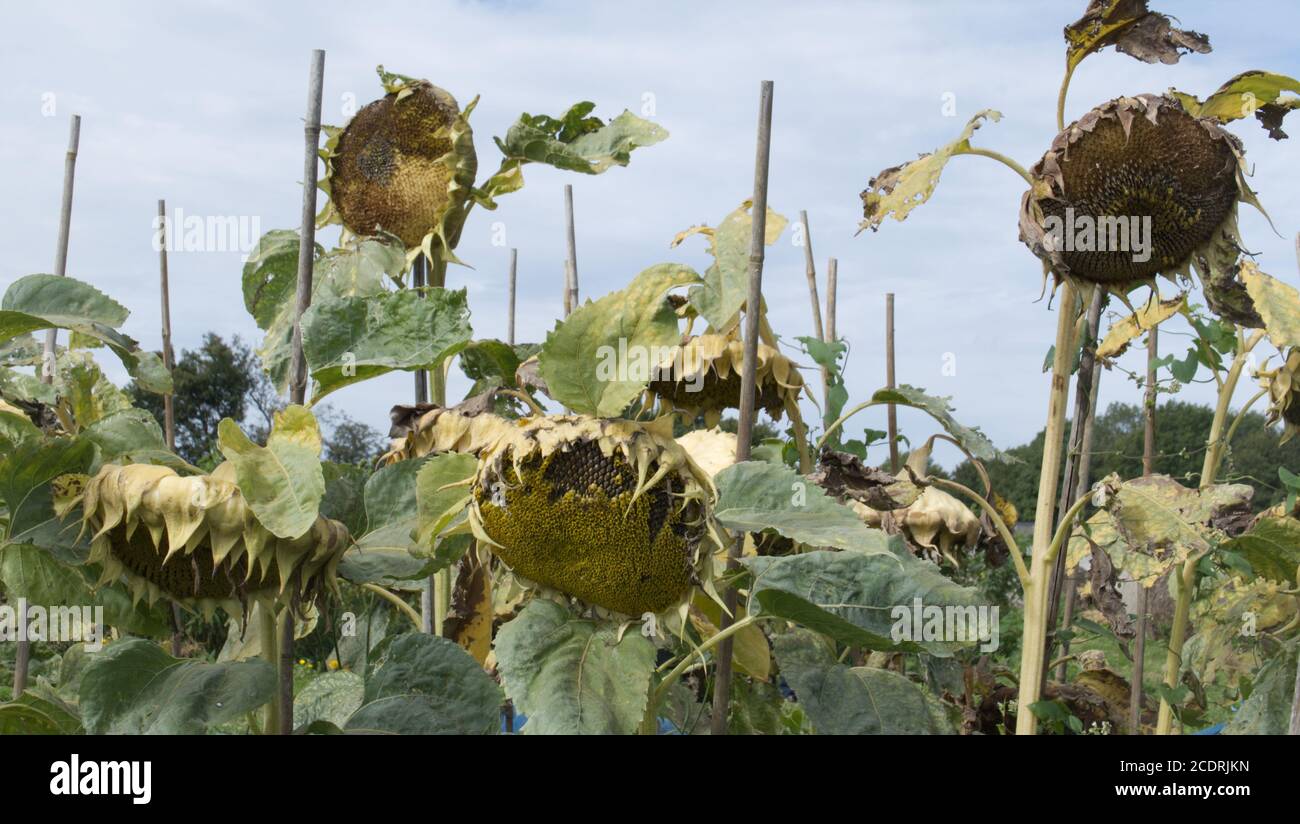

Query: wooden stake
1047,289,1104,683
885,293,899,472
1289,647,1300,734
825,258,837,345
507,248,518,346
412,256,430,406
17,113,81,699
711,80,774,736
799,211,825,341
282,48,326,735
157,198,185,658
1143,326,1158,476
1130,586,1148,734
564,184,578,316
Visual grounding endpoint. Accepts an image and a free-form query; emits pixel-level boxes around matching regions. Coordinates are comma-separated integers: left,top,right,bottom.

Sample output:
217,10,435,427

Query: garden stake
711,79,773,736
157,198,185,658
283,47,326,735
508,248,518,346
886,292,899,472
17,113,80,700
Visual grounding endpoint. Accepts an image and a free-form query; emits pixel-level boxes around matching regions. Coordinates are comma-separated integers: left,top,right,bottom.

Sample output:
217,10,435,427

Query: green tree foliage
130,333,386,467
956,401,1300,518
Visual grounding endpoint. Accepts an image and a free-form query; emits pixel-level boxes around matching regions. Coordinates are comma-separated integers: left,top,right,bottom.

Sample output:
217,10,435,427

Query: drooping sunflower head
1019,94,1247,289
469,415,719,617
57,463,349,616
322,70,478,252
381,402,513,465
1261,349,1300,443
644,332,804,426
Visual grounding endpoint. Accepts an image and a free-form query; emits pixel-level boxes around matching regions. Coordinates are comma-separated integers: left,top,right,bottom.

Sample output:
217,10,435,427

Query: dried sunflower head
469,415,720,617
644,332,804,426
1261,349,1300,442
321,69,477,255
381,402,513,465
1020,94,1250,290
56,463,349,616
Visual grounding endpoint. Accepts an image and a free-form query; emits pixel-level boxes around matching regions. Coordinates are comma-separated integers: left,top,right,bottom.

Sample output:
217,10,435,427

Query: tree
130,333,387,467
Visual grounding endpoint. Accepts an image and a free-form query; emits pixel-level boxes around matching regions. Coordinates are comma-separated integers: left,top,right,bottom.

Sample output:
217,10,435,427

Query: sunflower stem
1015,281,1081,735
259,605,280,735
1057,61,1076,132
957,146,1032,186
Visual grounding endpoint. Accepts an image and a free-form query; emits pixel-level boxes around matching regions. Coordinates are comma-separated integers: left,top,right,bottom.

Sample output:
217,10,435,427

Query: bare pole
825,258,837,344
711,80,774,736
1130,586,1148,734
158,198,185,659
1143,326,1158,476
283,48,326,735
798,210,830,407
1046,288,1104,686
564,184,578,316
1289,649,1300,734
17,113,81,699
885,293,899,472
507,248,518,346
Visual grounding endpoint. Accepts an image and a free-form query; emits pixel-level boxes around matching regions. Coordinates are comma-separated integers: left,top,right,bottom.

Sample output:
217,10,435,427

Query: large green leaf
870,385,1012,463
0,274,171,394
494,599,655,734
80,408,194,472
413,452,477,553
539,263,698,416
743,547,987,655
79,638,274,734
302,287,472,402
343,633,500,735
681,201,787,333
338,456,437,585
490,103,667,192
1223,516,1300,586
293,671,364,731
859,111,1001,234
217,405,324,539
0,437,95,546
773,629,953,734
714,461,889,553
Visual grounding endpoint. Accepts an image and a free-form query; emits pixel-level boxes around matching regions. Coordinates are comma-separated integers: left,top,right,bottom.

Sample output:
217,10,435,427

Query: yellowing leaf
689,592,771,682
1242,260,1300,345
1065,0,1209,72
859,111,1001,233
1096,293,1185,360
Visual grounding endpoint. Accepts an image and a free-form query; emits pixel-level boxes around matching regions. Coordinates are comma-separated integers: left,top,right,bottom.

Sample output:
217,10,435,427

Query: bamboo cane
886,293,899,472
507,248,518,346
157,198,185,658
711,80,774,736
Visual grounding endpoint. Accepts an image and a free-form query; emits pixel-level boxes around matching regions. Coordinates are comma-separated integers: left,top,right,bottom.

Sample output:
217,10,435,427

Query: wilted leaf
494,599,655,735
1174,71,1300,138
494,105,667,175
689,592,771,682
859,111,1001,233
539,263,698,416
1224,639,1298,734
1065,0,1210,71
1242,260,1300,346
1223,516,1300,585
714,460,890,553
1096,293,1186,360
870,385,1012,463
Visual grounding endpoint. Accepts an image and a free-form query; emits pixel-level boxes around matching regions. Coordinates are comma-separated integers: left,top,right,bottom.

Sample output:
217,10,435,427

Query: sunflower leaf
217,405,324,539
681,201,789,333
1096,293,1186,360
1242,261,1300,346
1064,0,1210,72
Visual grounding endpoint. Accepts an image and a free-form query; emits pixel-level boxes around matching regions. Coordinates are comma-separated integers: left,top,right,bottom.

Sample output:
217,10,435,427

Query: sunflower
1261,349,1300,443
381,403,513,465
468,415,720,616
644,332,804,426
1019,94,1251,291
320,69,477,256
55,463,349,616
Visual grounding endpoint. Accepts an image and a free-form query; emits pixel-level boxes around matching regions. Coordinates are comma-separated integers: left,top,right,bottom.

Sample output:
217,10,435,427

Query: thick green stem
1016,282,1081,735
1057,61,1076,132
929,477,1029,588
1200,331,1265,488
361,583,423,630
1157,552,1204,734
427,256,451,636
647,613,765,731
258,606,280,735
817,400,882,451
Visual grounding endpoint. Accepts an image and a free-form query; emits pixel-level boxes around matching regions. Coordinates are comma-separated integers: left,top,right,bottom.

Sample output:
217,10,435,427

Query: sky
2,0,1298,468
